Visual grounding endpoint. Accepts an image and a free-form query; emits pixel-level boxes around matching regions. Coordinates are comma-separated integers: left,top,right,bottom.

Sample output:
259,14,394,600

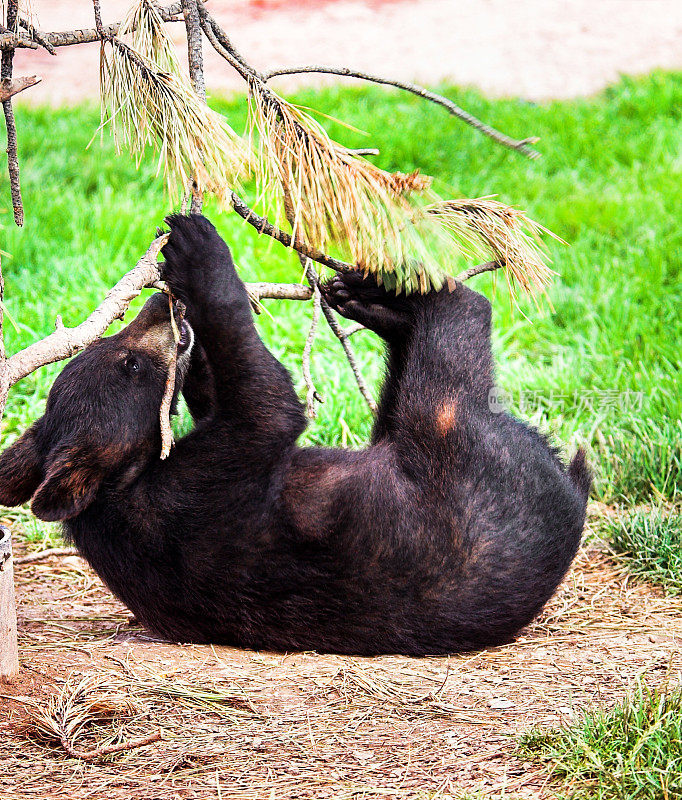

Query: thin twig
154,279,314,307
159,296,185,459
2,0,23,226
245,282,312,314
282,193,377,412
263,65,540,159
15,548,79,565
302,284,322,418
320,294,377,413
455,259,502,282
59,730,162,762
197,2,259,83
230,193,354,273
339,323,365,340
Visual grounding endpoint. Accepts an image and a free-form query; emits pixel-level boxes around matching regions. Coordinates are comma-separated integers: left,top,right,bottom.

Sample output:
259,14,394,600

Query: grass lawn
1,71,681,799
601,506,682,595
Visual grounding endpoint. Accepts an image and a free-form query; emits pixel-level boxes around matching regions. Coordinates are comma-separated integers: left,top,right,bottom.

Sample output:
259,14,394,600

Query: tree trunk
0,525,19,681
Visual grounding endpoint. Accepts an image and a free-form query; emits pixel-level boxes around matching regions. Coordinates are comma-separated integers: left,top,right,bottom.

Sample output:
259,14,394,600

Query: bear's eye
124,355,141,375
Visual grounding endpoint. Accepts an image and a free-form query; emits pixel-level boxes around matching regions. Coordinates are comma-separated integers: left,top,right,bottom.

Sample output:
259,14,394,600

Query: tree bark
0,3,184,50
6,235,167,386
0,75,40,103
0,526,19,681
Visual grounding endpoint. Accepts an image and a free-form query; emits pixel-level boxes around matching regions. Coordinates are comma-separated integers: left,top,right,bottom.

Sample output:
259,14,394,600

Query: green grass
594,420,682,505
600,506,682,595
519,685,682,799
0,71,680,508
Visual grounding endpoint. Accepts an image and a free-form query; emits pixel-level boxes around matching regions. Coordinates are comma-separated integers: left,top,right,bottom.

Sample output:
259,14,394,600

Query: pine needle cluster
99,0,559,297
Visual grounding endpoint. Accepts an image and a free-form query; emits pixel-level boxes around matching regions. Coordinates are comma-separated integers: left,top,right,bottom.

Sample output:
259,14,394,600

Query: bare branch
0,75,40,103
181,0,206,101
245,282,313,308
263,65,540,159
59,730,162,762
159,297,185,459
196,2,259,83
181,0,206,213
6,236,168,387
319,296,377,413
339,323,365,340
0,3,184,50
15,547,79,565
454,259,502,282
281,189,377,412
91,0,105,38
230,193,354,273
0,31,37,50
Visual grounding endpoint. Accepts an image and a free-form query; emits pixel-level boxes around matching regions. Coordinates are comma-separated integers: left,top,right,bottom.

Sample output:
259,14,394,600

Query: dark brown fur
0,215,590,655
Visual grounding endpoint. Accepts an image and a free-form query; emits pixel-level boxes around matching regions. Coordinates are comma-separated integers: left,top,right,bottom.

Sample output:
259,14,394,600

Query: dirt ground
12,0,682,105
2,506,681,799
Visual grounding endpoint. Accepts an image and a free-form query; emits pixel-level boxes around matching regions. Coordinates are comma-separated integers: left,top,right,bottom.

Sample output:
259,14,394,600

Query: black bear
0,215,590,655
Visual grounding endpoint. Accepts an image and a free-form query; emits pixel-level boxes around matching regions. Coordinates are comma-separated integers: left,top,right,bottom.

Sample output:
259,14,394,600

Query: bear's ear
31,445,104,523
0,424,43,507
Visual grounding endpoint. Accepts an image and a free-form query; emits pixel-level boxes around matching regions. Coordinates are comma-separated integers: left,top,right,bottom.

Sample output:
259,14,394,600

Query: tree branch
59,730,162,762
6,235,168,387
263,65,540,159
0,3,184,50
230,193,355,273
0,75,41,103
246,282,313,308
91,0,105,39
15,547,79,565
18,17,56,55
181,0,206,213
181,0,206,101
281,184,377,412
0,30,37,50
454,259,502,282
159,296,184,459
196,3,260,83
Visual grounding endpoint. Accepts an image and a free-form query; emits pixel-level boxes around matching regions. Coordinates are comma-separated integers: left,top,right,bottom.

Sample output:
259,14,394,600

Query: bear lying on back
0,215,590,655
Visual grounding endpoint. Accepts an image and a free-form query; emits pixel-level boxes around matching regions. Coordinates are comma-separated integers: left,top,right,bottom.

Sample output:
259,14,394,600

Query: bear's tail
567,447,592,503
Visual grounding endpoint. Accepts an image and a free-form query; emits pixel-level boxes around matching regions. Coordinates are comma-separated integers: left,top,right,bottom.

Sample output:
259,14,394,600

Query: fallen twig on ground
16,548,80,565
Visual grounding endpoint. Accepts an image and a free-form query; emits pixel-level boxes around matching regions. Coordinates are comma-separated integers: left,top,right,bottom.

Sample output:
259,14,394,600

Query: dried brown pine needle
425,197,563,296
159,294,185,460
249,83,441,293
95,3,557,300
249,84,559,297
98,1,251,203
122,0,177,74
23,674,158,761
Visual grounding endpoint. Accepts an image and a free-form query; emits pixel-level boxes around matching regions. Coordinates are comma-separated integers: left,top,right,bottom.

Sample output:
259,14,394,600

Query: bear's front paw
161,214,236,310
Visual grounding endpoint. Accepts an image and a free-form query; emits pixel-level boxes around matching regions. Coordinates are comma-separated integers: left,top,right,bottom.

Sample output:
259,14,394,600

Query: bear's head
0,292,194,521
